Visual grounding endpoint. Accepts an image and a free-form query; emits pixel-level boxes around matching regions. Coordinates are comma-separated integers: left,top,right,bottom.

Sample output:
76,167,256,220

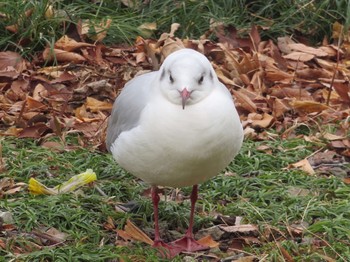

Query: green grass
0,0,349,58
1,136,349,261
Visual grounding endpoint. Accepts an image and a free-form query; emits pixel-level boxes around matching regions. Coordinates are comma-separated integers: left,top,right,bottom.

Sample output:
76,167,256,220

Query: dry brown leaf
33,84,48,102
0,178,26,197
81,19,112,42
116,229,133,242
169,23,180,38
332,82,350,103
32,227,67,245
219,224,258,233
18,123,50,138
235,256,258,262
289,100,330,113
197,235,219,248
55,35,93,52
0,51,27,72
138,22,157,38
2,127,22,136
41,141,65,151
161,38,185,60
270,87,311,100
270,97,290,118
251,113,274,128
296,68,332,80
232,89,257,113
277,242,295,262
5,24,18,33
0,239,5,249
283,52,314,62
37,65,68,78
315,58,336,70
277,36,296,54
215,67,236,85
322,132,347,141
329,140,346,149
288,43,328,57
26,96,47,110
265,69,294,83
45,227,68,242
124,219,154,245
85,97,113,112
288,158,315,175
43,48,86,63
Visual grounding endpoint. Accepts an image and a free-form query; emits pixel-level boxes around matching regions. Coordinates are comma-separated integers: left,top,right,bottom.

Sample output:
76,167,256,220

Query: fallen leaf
197,235,219,248
289,100,330,113
85,97,113,112
18,123,50,138
322,132,347,141
116,229,133,242
251,113,274,128
277,242,295,262
32,84,48,102
283,52,314,62
0,51,27,72
80,19,112,42
219,224,258,233
43,48,86,63
138,22,157,38
288,43,328,57
215,67,236,85
26,96,47,110
124,219,154,245
55,35,93,52
32,227,67,245
232,89,257,113
288,158,315,175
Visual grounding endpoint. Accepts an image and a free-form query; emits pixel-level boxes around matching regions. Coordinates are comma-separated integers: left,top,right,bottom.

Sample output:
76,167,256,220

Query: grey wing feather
106,72,157,151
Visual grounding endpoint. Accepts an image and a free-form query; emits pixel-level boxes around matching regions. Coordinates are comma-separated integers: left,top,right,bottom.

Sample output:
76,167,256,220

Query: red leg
171,185,210,252
151,186,182,258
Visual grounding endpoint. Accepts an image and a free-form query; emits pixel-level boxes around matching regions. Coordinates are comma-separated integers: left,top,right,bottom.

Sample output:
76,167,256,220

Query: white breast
110,85,243,188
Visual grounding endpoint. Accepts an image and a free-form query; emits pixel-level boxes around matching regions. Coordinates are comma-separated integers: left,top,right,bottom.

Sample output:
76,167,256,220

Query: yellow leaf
28,169,97,195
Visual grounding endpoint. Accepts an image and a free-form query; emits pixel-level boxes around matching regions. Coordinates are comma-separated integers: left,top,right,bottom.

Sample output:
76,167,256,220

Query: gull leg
151,186,182,258
171,185,210,252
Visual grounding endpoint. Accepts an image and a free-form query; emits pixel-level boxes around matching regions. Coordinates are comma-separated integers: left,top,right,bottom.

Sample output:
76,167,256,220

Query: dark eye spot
169,75,174,83
198,75,204,84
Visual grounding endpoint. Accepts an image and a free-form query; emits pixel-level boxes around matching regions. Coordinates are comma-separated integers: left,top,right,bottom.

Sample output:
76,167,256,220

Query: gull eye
169,75,174,83
198,75,204,84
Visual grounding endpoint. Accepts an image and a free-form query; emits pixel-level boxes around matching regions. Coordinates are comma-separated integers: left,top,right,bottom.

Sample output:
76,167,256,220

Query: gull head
158,49,217,109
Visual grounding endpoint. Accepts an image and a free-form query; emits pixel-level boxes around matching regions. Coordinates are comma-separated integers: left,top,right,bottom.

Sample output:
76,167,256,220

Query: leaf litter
0,21,350,260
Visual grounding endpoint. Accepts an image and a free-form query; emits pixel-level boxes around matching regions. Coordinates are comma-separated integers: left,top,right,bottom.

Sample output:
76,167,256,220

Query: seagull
106,48,243,257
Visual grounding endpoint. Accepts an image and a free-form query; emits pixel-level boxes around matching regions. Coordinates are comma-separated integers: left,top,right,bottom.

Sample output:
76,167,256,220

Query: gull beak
180,88,191,110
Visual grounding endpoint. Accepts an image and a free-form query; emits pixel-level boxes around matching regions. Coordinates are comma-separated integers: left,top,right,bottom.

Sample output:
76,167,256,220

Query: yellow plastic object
28,169,97,195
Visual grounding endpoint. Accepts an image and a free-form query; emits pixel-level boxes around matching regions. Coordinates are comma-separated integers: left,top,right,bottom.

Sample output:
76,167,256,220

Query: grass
1,136,349,261
0,0,349,58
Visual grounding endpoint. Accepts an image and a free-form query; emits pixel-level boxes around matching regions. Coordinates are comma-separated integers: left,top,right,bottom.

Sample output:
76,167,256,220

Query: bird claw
152,241,182,258
171,236,210,252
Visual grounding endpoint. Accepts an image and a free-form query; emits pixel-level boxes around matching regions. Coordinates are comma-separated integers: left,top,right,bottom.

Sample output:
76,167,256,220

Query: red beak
180,88,191,110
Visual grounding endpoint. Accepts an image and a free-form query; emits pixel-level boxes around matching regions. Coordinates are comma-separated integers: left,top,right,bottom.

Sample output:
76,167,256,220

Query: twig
94,184,108,197
326,27,342,105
